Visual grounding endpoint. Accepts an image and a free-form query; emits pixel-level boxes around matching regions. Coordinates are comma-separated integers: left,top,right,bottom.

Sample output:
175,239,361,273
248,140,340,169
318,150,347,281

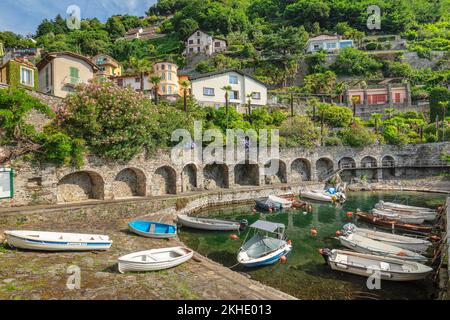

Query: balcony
63,76,81,87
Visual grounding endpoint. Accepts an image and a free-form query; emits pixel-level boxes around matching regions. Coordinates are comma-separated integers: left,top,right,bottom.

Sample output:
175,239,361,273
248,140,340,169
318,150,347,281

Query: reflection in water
179,191,446,300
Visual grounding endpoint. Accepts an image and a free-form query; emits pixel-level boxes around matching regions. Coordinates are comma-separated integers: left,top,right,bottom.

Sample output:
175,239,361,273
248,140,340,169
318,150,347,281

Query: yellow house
36,52,99,98
152,61,179,96
92,54,122,78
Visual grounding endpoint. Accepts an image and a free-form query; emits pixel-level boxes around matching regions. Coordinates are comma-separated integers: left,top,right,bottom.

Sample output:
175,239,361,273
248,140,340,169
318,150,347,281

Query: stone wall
2,142,449,208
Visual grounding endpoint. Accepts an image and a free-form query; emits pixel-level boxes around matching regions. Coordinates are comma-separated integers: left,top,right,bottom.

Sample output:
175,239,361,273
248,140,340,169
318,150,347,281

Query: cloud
0,0,157,35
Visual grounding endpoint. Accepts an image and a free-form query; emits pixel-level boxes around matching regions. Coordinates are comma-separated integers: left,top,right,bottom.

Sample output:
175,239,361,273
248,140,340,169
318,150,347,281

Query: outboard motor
319,248,331,264
239,219,249,231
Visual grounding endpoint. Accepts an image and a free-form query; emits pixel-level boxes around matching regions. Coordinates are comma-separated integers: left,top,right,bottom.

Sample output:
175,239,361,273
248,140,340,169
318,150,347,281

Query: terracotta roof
36,52,99,71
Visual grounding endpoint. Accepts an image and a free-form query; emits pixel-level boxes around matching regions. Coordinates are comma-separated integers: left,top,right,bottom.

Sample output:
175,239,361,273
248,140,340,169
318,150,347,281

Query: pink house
344,83,411,108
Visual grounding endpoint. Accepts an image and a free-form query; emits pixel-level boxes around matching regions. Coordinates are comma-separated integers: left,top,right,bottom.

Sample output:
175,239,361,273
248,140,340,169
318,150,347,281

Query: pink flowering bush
59,81,158,161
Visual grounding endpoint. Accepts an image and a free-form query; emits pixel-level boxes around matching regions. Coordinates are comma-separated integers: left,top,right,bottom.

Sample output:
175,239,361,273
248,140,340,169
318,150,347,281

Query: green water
179,191,447,300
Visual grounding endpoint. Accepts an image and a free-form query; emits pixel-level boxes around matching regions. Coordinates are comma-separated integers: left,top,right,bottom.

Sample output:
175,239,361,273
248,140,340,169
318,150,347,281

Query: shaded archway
338,157,357,169
316,158,334,181
290,158,311,182
264,159,287,184
154,166,177,195
57,171,104,203
382,155,396,179
182,164,198,192
361,156,377,168
203,163,229,190
235,162,260,186
113,168,146,199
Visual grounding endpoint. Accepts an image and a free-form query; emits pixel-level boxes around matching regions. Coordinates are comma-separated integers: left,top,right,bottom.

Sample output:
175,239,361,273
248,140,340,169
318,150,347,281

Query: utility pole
290,92,294,117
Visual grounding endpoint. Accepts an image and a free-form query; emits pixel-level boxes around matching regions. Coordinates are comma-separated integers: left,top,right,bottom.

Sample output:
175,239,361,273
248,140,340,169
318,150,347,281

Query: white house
184,30,227,56
306,34,354,53
190,69,268,112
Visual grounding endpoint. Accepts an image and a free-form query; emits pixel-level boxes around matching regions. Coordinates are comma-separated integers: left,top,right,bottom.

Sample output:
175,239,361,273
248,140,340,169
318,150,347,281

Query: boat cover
250,220,285,233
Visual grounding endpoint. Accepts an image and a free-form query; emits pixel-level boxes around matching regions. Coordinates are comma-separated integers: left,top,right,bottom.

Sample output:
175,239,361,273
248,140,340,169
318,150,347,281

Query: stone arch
234,162,260,186
57,171,104,203
382,155,396,179
154,166,177,195
290,158,311,182
338,157,357,169
182,164,198,192
203,163,229,190
361,156,378,168
264,159,287,185
316,157,334,181
113,168,146,199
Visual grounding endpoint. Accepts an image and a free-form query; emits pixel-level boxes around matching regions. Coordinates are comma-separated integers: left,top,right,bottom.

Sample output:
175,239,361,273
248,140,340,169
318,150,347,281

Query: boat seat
335,254,348,264
149,224,156,233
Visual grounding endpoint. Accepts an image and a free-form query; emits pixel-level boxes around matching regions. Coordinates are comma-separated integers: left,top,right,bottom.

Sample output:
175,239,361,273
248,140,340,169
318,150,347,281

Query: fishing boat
237,220,292,268
342,223,431,253
339,233,427,262
356,211,432,235
4,230,112,251
128,221,177,239
267,195,293,209
177,214,248,231
375,202,437,221
319,249,433,281
117,247,193,273
300,189,346,203
255,197,282,211
371,208,426,225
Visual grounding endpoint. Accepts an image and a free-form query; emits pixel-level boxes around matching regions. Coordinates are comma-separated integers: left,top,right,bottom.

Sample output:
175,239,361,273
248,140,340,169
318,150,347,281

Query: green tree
332,47,382,77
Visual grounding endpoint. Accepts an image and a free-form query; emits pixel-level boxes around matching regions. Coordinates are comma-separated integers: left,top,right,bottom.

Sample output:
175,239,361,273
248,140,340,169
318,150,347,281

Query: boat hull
238,244,292,268
4,232,112,251
128,221,177,239
356,212,432,235
118,247,193,273
177,215,241,231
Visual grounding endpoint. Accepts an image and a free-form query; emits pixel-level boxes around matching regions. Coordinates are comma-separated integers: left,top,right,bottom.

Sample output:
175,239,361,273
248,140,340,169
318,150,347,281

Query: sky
0,0,157,35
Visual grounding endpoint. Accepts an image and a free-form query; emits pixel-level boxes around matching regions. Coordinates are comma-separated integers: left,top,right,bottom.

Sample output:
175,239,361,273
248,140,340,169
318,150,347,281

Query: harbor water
179,191,447,300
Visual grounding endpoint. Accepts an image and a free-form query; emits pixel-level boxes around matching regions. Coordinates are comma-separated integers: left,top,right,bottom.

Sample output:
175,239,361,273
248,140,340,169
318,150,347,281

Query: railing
63,76,81,86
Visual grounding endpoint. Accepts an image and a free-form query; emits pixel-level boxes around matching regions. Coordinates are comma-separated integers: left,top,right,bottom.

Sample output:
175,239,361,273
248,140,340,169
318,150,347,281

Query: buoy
252,208,257,214
229,234,239,240
311,228,318,237
269,208,273,213
430,235,441,242
332,196,337,202
335,230,341,237
279,256,287,263
346,211,354,218
287,240,292,246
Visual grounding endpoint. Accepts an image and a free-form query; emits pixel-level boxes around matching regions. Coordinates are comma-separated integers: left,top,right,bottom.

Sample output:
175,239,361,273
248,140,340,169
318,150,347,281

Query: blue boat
237,220,292,268
128,221,177,239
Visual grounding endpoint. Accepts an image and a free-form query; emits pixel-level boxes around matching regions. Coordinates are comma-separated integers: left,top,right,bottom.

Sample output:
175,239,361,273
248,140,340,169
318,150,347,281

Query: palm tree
222,85,232,115
385,108,395,120
180,80,191,113
371,113,382,133
129,57,151,92
150,76,161,104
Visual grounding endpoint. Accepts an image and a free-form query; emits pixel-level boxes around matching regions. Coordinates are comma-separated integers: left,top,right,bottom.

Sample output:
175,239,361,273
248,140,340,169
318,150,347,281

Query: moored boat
268,195,293,209
237,220,292,268
371,208,426,225
339,233,427,262
342,223,431,253
377,201,434,212
300,190,346,203
177,214,248,231
356,211,432,235
319,249,433,281
374,202,437,221
128,221,177,239
4,230,112,251
255,197,281,211
117,247,193,273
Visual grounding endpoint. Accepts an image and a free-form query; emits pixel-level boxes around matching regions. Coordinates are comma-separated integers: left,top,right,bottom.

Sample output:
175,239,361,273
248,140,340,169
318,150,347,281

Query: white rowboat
300,190,346,203
343,224,431,253
339,233,427,262
267,195,293,209
118,247,193,273
371,208,425,225
320,249,432,281
177,215,246,231
4,230,112,251
375,202,437,221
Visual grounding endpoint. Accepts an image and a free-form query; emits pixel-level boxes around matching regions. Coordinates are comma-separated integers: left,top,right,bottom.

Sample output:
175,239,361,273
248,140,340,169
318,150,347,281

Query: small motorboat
300,189,346,203
356,212,432,235
117,247,193,273
255,197,282,211
319,249,433,281
371,208,425,225
342,224,431,253
128,221,177,239
376,201,434,213
267,195,293,209
177,214,248,231
339,233,427,262
4,230,112,251
237,220,292,268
